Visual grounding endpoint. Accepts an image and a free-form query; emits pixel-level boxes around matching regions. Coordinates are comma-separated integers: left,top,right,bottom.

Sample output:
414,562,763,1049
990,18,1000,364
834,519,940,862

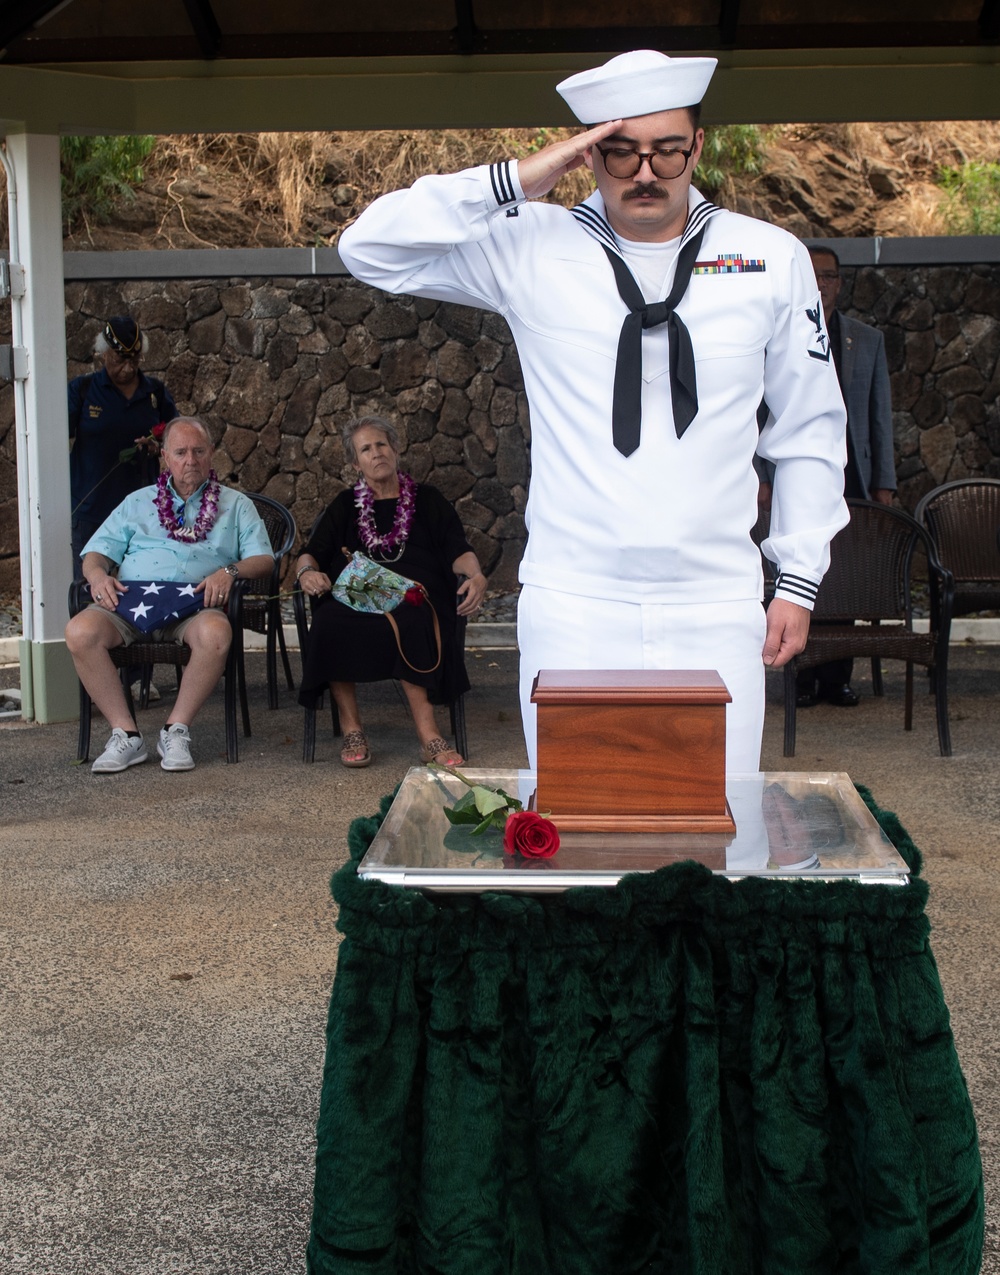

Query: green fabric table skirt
307,788,983,1275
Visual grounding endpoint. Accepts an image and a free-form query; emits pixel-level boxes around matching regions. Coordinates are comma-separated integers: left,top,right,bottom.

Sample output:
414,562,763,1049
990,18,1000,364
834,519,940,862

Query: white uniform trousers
517,585,767,775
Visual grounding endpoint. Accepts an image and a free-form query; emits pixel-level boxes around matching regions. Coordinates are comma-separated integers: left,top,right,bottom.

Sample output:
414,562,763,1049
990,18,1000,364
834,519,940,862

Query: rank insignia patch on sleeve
804,303,832,363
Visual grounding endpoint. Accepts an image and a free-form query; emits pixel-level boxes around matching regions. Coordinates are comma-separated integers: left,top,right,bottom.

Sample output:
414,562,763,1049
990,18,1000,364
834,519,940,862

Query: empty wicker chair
915,479,1000,619
782,499,954,757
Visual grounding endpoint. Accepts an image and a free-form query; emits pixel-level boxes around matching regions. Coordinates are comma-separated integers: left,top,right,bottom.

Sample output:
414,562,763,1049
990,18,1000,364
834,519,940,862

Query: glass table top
357,769,910,892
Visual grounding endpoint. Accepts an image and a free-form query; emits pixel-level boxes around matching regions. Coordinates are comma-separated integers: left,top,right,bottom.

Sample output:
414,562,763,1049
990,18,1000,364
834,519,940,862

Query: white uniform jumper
339,162,849,771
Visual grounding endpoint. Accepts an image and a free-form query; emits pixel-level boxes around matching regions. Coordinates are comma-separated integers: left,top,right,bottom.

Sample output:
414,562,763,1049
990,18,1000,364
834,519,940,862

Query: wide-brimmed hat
557,50,717,124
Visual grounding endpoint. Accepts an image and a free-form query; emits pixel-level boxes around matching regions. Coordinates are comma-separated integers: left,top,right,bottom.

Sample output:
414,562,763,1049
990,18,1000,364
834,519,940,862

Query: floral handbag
331,550,441,673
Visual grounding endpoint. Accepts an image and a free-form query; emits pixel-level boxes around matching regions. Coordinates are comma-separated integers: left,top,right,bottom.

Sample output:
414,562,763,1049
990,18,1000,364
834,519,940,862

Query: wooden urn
530,669,735,833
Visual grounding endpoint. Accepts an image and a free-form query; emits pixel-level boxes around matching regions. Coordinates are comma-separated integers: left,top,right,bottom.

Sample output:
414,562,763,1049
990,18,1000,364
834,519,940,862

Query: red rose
404,585,425,607
152,423,166,439
502,810,560,859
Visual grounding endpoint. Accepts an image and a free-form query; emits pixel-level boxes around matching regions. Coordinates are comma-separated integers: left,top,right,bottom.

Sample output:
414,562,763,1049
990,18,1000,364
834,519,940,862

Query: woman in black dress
295,415,487,767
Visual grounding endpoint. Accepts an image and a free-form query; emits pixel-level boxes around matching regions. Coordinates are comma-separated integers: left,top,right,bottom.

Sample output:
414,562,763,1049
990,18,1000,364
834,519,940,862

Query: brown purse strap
384,588,442,674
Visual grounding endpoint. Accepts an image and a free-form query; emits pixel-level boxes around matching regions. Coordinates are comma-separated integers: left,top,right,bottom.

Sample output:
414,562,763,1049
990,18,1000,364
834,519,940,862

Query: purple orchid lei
355,470,416,560
154,470,222,543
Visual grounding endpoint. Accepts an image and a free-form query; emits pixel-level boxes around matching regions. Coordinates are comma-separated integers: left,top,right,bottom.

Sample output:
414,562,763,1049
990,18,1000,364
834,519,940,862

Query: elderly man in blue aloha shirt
65,417,273,773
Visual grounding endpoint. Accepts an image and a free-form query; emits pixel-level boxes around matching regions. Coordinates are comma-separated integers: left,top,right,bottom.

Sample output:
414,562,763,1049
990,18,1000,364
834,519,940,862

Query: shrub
695,125,768,199
937,161,1000,235
60,135,156,232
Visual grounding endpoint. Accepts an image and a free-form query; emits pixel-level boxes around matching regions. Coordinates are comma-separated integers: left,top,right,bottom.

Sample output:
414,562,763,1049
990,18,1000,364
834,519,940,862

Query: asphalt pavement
1,641,998,1273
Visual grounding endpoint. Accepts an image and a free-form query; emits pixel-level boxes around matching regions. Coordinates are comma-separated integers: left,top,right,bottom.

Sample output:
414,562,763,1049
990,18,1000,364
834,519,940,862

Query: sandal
340,729,372,768
420,736,465,767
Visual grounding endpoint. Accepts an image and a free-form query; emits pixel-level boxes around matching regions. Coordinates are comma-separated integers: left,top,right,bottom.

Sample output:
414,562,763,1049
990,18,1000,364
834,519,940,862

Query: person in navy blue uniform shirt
69,315,178,574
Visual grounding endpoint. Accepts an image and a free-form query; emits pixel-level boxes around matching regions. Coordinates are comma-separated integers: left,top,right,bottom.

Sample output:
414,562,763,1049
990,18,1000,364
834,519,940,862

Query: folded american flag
114,581,205,633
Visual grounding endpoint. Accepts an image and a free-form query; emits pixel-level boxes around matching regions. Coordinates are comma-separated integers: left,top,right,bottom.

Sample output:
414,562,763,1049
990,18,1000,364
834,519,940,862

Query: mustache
622,183,668,201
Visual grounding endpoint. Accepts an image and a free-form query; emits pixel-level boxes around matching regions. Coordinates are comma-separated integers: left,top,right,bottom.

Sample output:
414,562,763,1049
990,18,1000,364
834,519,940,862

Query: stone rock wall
1,263,999,595
838,264,1000,509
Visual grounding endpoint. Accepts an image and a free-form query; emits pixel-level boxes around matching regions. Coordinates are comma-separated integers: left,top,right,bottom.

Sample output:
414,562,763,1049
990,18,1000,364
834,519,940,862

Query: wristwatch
223,562,239,578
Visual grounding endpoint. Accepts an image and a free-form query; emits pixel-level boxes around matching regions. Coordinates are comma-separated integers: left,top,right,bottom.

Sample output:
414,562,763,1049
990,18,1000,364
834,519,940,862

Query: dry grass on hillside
147,121,1000,246
822,120,1000,236
4,119,999,250
148,128,594,243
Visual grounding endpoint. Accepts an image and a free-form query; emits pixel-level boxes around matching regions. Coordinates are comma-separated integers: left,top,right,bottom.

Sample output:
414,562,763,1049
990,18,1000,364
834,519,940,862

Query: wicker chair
69,579,250,764
915,479,1000,618
783,499,955,757
292,533,470,764
240,493,297,712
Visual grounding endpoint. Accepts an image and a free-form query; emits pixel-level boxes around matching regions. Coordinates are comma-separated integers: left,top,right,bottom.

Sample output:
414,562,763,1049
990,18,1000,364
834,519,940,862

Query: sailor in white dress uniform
339,50,848,772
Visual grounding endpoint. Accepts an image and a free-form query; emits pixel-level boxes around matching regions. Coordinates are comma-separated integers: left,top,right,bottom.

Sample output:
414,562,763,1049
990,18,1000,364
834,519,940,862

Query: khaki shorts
87,603,204,646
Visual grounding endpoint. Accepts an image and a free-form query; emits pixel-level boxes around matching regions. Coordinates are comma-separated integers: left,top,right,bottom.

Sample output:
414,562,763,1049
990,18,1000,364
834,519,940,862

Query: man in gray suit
797,244,897,707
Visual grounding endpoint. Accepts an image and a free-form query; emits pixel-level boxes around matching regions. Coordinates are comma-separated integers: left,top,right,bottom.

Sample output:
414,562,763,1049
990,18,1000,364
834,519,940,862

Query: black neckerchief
571,193,721,455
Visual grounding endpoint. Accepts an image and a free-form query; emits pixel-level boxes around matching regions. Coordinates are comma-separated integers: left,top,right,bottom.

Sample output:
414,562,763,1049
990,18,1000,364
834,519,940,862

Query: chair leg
870,622,884,696
224,654,239,763
265,610,279,711
277,615,294,691
904,662,913,731
934,657,953,757
783,661,797,757
236,638,252,738
138,663,152,711
265,632,276,714
303,706,317,763
451,694,468,762
77,681,92,762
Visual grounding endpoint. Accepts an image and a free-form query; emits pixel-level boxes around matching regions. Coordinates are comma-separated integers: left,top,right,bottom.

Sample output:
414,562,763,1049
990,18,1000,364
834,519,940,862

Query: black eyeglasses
814,272,841,283
594,141,697,181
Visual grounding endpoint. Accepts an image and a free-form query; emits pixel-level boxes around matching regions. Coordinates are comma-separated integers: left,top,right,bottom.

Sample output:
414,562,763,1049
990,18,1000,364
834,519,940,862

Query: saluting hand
517,120,623,200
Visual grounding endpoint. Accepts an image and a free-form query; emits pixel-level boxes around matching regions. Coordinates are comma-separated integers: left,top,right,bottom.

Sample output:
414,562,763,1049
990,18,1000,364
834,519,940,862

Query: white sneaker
157,723,195,771
92,728,148,773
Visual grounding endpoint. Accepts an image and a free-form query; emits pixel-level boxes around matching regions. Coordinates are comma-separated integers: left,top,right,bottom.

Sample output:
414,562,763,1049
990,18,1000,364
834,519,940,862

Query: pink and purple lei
154,470,222,543
355,470,416,559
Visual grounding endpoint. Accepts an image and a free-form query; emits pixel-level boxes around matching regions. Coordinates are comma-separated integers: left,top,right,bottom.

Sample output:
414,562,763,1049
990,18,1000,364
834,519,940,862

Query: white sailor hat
556,50,717,124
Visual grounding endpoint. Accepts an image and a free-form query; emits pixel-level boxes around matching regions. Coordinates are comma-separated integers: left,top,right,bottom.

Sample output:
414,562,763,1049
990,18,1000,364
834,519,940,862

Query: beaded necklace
154,470,221,543
355,470,416,563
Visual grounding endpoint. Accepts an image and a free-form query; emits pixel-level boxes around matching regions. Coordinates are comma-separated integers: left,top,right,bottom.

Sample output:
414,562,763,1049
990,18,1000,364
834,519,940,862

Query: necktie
603,226,707,456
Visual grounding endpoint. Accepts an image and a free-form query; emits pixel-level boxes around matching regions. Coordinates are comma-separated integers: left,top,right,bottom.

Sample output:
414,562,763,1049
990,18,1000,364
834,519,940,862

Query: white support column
6,133,77,722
